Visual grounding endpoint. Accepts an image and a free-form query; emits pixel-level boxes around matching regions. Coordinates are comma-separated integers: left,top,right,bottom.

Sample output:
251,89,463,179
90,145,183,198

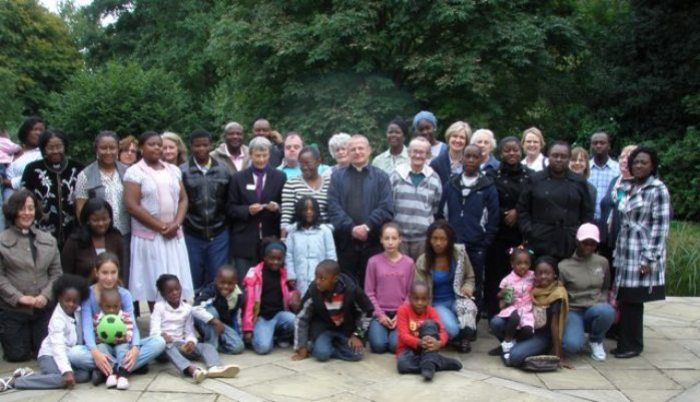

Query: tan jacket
0,226,63,314
210,143,250,175
415,243,475,298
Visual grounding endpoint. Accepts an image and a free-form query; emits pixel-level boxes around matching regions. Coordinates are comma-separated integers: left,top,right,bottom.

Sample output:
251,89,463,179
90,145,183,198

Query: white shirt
149,301,198,344
38,304,82,374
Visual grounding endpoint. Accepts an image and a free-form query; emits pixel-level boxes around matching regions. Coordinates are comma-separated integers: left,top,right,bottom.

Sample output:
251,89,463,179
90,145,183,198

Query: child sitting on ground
396,282,463,380
292,260,374,362
94,288,136,389
490,247,535,360
151,274,239,383
0,275,91,392
242,238,300,355
192,265,245,354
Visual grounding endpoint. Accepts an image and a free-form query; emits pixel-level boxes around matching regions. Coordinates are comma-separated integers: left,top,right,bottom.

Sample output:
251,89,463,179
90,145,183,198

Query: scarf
532,283,569,340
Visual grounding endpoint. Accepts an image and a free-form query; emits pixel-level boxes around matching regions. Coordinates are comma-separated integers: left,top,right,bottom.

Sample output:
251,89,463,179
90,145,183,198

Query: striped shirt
390,164,442,242
589,157,619,220
280,174,330,228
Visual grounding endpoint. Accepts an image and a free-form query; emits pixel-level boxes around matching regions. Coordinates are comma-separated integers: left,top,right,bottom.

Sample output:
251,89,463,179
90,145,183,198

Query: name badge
246,184,256,191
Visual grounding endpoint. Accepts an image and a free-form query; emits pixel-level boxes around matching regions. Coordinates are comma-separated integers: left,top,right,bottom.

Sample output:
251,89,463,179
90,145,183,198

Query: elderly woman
612,146,670,359
227,136,286,282
430,121,471,185
161,131,188,166
599,144,637,261
521,127,547,172
484,137,533,319
570,146,597,206
5,116,45,199
21,128,84,249
119,135,139,166
324,132,352,177
471,129,500,171
280,147,330,239
0,190,62,361
124,131,193,306
517,141,594,260
412,110,445,161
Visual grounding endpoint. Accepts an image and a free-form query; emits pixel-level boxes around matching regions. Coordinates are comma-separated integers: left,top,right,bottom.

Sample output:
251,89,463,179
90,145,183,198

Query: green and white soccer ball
96,314,127,344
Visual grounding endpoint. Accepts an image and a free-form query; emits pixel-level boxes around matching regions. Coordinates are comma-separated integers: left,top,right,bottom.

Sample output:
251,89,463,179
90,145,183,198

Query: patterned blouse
75,169,129,235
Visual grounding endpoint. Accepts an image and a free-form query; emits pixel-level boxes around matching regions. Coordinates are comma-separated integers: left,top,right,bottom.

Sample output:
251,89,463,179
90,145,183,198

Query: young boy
95,288,135,389
292,260,374,362
396,282,463,380
192,265,245,354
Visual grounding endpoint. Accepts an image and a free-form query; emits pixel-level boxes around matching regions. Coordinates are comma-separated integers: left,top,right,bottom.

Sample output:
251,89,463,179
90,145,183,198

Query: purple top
364,253,415,318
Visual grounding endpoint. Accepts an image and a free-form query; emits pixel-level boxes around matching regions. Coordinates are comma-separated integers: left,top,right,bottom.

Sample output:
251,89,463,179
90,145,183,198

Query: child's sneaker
589,341,607,361
192,367,207,383
12,367,33,378
105,374,118,388
116,376,129,390
0,377,14,392
207,365,240,379
501,340,515,354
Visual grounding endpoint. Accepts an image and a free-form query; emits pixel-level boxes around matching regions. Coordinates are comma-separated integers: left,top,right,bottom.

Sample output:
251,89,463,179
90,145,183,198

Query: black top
535,300,562,334
488,164,532,246
259,268,284,320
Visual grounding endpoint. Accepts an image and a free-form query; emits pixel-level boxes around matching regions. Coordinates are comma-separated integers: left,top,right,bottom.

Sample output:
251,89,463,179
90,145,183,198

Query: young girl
365,222,415,354
242,238,300,355
285,196,336,296
491,247,535,358
414,220,478,353
151,274,239,383
70,252,166,389
1,275,90,392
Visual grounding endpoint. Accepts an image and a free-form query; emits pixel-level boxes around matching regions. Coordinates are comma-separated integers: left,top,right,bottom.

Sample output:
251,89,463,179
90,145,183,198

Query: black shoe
132,365,149,375
614,350,641,359
488,346,503,356
442,356,464,371
91,370,106,386
420,363,436,381
457,338,472,354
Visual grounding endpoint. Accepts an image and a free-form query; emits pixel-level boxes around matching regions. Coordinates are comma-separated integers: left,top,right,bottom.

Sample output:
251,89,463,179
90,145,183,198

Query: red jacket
395,303,448,356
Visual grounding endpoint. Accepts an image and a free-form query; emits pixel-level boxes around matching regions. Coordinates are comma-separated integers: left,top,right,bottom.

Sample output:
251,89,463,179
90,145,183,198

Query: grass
666,221,700,296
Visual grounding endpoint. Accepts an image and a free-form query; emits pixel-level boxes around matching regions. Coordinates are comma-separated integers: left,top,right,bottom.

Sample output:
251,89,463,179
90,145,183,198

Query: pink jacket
241,262,296,332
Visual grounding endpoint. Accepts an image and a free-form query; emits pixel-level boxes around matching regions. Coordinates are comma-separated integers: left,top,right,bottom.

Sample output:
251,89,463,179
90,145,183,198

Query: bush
659,127,700,221
666,221,700,297
47,62,193,161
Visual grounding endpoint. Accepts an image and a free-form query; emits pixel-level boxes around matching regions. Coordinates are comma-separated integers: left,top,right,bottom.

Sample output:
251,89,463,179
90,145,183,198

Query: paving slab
538,366,615,390
623,389,682,402
670,382,700,402
662,369,700,389
600,369,682,390
562,389,631,402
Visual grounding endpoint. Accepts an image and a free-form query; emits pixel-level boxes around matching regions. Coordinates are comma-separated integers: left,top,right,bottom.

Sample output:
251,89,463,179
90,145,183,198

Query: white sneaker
106,374,118,388
0,377,14,392
501,340,515,354
207,365,240,379
12,367,33,378
116,376,129,390
192,367,207,383
590,341,606,361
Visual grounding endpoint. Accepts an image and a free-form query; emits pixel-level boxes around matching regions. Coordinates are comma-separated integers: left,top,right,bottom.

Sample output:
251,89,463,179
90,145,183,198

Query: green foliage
666,221,700,296
0,0,81,115
659,127,700,221
47,62,192,161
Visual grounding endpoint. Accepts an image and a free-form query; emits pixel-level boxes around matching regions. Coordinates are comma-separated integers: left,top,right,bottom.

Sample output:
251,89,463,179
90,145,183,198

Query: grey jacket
0,226,63,314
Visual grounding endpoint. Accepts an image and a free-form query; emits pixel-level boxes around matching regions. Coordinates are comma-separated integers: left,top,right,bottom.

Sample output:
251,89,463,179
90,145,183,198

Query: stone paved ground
1,297,699,402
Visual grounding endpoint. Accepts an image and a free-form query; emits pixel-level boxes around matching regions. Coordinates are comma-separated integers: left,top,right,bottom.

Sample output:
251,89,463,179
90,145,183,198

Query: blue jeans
465,247,485,313
562,303,615,354
490,318,551,367
433,299,460,340
367,317,397,354
311,330,363,362
68,336,166,373
185,230,230,291
252,311,295,355
195,306,244,354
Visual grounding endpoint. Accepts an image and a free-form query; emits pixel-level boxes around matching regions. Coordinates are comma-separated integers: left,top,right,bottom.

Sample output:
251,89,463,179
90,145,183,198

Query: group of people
0,110,671,389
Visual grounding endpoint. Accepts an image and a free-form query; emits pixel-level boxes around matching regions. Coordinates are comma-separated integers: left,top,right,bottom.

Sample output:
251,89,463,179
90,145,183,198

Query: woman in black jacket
517,141,594,260
485,137,533,319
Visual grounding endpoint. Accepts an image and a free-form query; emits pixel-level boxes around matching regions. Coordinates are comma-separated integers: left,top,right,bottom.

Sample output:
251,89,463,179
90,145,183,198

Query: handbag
522,355,560,372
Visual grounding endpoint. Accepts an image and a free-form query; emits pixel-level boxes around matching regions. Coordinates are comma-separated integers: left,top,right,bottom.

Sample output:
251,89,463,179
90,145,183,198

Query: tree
47,61,193,161
0,0,81,116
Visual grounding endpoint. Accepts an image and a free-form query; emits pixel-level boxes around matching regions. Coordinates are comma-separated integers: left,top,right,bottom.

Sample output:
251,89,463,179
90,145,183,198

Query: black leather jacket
180,157,231,240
